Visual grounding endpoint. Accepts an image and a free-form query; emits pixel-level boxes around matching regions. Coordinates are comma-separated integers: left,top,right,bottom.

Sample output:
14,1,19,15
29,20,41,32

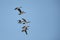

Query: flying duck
15,7,25,15
22,26,29,35
22,18,30,24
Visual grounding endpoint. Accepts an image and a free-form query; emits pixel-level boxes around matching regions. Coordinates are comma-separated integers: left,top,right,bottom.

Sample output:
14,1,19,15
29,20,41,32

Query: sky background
0,0,60,40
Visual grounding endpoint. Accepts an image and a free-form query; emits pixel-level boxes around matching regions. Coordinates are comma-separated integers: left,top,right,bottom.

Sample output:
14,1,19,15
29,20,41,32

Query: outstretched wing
25,30,28,35
22,18,26,22
15,7,22,13
18,8,22,13
22,26,25,29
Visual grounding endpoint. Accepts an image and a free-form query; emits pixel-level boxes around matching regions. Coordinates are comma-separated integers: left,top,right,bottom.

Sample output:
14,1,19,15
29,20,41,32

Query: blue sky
0,0,60,40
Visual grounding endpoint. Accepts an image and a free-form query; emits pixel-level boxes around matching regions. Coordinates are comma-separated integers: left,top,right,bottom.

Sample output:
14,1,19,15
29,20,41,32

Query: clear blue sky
0,0,60,40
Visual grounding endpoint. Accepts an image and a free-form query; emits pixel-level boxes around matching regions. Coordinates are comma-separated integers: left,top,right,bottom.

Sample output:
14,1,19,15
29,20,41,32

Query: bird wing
18,9,22,13
25,30,27,35
22,26,25,29
15,8,17,10
22,18,26,22
22,30,24,32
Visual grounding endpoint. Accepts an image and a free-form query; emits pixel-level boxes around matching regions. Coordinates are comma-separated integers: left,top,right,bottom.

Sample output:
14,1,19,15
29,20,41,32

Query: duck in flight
15,7,25,15
22,18,30,24
18,18,30,24
22,26,29,35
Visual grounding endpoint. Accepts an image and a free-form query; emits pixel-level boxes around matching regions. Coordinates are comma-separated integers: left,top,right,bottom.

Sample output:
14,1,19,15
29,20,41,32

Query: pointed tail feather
18,11,26,15
21,11,26,14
